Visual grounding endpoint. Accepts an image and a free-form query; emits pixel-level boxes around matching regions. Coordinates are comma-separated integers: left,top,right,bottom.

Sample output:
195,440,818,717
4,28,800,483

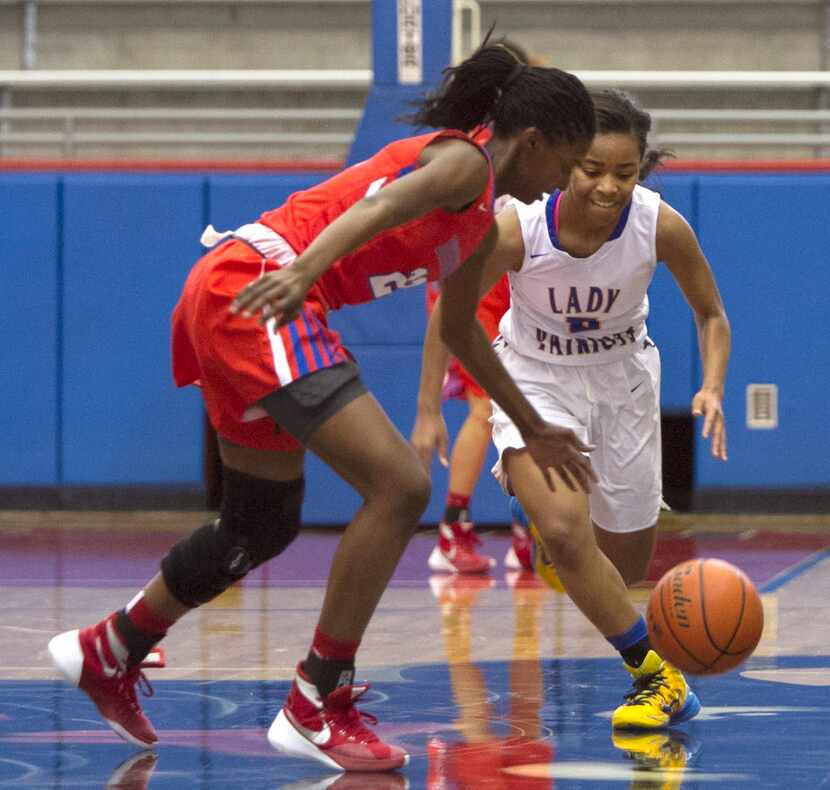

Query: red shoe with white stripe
268,665,408,772
427,521,495,574
48,622,165,748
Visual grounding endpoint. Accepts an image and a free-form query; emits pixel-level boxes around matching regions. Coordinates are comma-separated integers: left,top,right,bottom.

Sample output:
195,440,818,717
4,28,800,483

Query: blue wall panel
695,176,830,488
61,176,205,484
3,169,827,507
645,175,698,411
0,176,60,484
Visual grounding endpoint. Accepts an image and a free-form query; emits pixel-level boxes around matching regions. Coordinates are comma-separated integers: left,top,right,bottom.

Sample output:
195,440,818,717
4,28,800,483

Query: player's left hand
691,388,727,461
231,266,312,326
410,411,449,472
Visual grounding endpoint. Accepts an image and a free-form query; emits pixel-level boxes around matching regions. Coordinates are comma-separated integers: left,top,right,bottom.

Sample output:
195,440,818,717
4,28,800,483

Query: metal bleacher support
4,70,830,160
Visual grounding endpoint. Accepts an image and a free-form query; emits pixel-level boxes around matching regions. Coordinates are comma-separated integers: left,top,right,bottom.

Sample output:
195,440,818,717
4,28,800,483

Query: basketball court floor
1,511,829,789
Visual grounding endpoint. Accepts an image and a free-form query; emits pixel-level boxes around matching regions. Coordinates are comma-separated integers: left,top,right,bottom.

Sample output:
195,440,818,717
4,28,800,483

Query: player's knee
161,466,304,607
377,461,431,525
537,512,589,567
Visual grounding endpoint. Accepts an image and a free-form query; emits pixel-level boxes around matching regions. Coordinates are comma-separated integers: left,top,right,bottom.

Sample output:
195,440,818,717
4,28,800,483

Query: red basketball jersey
260,129,495,310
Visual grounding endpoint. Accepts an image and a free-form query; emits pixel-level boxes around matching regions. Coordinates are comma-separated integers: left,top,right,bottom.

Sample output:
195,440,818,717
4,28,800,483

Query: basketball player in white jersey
412,90,730,732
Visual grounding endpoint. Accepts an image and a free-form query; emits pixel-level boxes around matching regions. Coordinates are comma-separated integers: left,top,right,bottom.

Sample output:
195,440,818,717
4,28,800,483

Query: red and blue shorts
172,228,348,451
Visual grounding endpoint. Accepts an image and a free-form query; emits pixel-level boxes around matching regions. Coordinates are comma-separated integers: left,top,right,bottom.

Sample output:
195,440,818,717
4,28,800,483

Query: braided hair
405,35,595,147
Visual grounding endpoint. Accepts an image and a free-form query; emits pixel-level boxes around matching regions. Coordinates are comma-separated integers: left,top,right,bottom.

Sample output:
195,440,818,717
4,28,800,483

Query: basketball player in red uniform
48,39,596,773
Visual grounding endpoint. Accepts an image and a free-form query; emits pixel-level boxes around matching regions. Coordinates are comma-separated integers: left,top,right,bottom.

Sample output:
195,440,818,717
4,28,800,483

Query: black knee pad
161,466,304,607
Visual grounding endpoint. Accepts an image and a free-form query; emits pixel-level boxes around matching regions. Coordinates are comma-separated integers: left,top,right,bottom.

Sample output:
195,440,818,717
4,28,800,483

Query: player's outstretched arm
411,208,524,470
437,226,596,493
657,201,731,461
231,139,488,325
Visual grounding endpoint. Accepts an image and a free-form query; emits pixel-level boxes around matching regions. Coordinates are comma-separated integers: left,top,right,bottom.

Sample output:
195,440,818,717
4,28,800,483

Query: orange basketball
646,558,764,675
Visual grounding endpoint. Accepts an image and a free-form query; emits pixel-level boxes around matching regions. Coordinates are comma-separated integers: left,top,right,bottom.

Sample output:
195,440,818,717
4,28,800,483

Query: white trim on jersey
265,318,294,387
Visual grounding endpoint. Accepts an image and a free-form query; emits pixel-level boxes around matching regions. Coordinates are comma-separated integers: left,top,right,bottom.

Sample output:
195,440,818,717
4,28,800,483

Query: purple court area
1,523,829,590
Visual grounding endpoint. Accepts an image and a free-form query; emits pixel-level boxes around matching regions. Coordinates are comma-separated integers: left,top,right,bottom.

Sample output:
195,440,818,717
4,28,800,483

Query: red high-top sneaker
427,522,494,574
268,665,408,772
48,622,164,748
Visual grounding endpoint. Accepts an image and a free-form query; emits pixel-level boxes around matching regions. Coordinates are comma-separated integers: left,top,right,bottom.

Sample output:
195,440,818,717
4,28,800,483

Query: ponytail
404,32,595,146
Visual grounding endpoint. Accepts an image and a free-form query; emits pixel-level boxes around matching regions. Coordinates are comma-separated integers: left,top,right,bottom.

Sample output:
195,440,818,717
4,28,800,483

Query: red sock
304,626,359,698
309,625,358,661
125,594,174,636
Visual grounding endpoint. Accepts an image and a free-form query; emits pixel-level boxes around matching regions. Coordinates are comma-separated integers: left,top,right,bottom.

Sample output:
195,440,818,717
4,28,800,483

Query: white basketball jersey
500,184,661,366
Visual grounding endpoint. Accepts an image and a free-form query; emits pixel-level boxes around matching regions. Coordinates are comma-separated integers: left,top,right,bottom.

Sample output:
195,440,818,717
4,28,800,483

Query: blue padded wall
695,175,830,488
0,176,60,484
2,170,827,517
61,176,205,484
645,174,698,412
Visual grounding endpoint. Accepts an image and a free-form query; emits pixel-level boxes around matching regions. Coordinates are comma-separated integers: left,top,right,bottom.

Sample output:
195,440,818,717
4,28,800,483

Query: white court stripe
266,318,294,385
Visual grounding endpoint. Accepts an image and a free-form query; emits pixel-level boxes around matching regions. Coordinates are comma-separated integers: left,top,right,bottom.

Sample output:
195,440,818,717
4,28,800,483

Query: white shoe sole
504,547,520,569
48,629,84,687
427,545,495,573
268,709,342,771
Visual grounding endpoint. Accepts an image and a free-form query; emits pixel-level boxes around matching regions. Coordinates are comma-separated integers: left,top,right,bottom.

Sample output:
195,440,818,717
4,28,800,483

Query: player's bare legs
594,523,657,587
305,391,431,639
268,390,427,771
505,450,699,730
448,393,492,496
505,449,638,637
430,391,496,574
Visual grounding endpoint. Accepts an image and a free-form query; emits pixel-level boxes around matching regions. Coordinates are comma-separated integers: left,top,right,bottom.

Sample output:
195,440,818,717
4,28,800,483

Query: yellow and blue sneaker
612,650,701,730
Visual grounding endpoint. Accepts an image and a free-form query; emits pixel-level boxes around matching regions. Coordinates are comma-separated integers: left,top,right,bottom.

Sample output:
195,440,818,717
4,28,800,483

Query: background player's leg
447,392,493,496
594,523,657,587
430,391,495,574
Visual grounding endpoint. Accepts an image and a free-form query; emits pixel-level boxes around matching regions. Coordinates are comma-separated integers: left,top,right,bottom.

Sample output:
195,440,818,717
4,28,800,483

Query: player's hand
231,266,312,326
410,411,449,472
692,388,727,461
523,423,597,494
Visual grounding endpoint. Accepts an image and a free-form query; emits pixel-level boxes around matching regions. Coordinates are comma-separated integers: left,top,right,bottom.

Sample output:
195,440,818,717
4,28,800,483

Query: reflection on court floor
1,519,829,788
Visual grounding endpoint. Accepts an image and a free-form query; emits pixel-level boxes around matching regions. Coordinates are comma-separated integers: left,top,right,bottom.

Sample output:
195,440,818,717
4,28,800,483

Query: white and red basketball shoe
504,496,533,571
268,665,409,772
427,521,495,574
48,622,165,748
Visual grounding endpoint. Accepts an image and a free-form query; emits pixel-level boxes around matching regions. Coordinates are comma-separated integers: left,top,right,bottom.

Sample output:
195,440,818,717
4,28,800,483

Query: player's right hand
523,423,597,494
230,266,312,326
410,411,449,472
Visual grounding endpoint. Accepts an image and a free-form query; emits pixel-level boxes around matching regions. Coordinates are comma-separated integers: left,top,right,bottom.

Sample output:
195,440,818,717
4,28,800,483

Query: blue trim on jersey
544,191,633,251
545,190,563,250
299,310,324,370
608,198,633,240
396,164,415,179
607,616,648,652
287,320,309,376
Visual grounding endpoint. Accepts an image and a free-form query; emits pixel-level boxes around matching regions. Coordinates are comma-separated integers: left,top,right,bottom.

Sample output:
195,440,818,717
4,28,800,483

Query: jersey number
369,268,429,298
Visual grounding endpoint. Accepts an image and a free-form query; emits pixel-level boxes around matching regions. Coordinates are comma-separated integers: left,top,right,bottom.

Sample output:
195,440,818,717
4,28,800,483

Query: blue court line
760,547,830,593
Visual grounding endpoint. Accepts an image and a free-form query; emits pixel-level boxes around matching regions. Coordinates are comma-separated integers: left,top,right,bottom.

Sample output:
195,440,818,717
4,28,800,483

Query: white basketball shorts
491,338,662,533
